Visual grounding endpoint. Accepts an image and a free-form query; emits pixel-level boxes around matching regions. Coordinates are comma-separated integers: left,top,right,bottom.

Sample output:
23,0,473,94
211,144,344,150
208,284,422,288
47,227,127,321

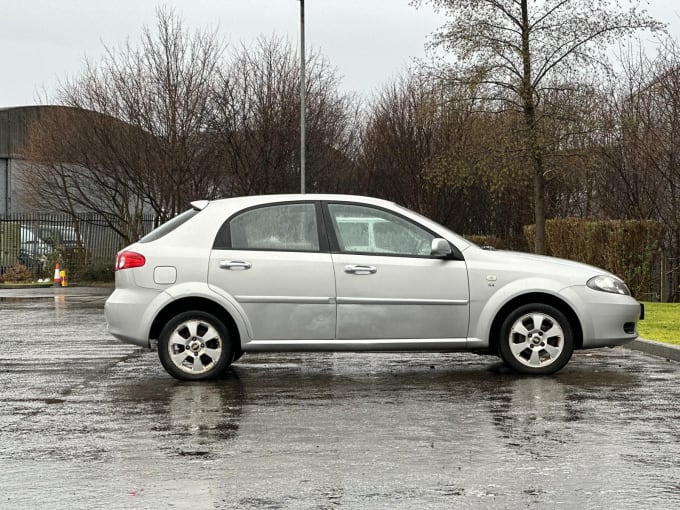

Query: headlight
587,275,630,295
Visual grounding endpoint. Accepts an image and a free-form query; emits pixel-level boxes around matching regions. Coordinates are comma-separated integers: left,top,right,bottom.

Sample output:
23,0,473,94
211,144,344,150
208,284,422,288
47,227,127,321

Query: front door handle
220,260,252,270
344,264,377,275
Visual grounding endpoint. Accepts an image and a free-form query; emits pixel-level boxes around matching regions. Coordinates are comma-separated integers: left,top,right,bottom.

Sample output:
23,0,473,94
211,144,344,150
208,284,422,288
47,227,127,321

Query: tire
158,310,233,381
232,350,245,363
498,303,574,375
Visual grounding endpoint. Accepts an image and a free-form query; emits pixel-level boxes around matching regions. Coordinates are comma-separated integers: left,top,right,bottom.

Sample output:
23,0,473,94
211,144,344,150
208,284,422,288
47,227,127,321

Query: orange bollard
53,263,62,287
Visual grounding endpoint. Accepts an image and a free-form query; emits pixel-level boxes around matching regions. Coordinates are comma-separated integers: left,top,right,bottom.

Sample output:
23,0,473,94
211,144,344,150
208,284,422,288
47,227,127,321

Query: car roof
197,194,397,213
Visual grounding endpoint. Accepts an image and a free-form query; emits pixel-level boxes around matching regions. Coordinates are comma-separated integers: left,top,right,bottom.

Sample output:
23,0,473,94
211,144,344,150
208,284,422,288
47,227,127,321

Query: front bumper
563,286,642,349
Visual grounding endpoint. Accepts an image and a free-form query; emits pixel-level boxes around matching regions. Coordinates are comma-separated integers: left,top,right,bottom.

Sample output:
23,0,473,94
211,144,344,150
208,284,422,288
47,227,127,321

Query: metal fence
0,212,156,278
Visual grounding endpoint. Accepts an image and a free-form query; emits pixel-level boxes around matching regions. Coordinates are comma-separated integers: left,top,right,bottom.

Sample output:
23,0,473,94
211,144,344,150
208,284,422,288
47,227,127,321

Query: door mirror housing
431,238,452,258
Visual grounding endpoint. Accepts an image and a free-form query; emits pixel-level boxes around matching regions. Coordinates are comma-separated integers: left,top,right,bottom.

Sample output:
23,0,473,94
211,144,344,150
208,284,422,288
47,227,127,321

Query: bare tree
597,40,680,299
20,7,225,243
20,107,152,242
360,72,476,222
412,0,663,253
210,37,360,196
534,75,614,220
359,70,535,246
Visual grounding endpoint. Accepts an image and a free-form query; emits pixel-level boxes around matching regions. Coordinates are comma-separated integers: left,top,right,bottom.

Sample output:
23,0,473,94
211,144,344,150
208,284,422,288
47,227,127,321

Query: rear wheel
158,311,233,381
499,303,574,375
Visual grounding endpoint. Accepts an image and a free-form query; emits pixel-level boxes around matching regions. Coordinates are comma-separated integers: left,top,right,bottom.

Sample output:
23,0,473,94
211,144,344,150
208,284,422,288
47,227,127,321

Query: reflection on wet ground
1,289,679,508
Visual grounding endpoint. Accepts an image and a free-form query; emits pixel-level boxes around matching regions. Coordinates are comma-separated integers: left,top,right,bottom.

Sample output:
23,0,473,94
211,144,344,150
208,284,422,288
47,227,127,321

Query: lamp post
299,0,306,193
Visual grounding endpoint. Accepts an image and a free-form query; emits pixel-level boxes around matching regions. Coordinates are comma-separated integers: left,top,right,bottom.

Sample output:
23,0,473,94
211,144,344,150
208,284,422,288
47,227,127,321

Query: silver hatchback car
105,194,643,380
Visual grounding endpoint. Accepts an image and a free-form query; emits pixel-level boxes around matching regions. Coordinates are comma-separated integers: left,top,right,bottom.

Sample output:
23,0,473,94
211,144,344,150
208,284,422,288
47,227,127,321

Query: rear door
208,201,336,340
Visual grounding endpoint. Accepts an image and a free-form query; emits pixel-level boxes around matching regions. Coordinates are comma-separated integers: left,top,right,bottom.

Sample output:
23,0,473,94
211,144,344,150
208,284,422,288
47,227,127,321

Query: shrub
72,261,114,283
524,219,664,298
0,264,35,283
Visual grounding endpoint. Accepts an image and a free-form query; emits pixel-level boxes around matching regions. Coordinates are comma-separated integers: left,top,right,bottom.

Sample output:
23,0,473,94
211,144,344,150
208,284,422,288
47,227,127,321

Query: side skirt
242,338,470,352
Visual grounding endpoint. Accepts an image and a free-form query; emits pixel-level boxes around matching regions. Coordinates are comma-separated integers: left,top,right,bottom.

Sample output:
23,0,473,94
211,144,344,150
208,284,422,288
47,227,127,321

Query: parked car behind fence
0,212,156,278
18,225,50,272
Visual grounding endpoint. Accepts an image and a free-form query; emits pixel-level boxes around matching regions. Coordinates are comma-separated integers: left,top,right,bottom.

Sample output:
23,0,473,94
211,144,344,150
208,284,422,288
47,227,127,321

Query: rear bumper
104,287,163,348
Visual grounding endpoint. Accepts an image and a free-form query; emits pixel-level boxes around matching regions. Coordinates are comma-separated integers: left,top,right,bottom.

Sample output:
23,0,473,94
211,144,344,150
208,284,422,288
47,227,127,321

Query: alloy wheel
507,312,565,369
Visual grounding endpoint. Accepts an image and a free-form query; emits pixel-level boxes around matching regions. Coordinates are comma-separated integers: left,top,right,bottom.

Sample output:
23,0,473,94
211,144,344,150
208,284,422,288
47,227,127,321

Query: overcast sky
1,0,678,107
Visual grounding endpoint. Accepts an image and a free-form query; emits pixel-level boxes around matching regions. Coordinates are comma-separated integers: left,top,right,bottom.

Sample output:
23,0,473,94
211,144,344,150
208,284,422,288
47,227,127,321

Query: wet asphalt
0,287,679,509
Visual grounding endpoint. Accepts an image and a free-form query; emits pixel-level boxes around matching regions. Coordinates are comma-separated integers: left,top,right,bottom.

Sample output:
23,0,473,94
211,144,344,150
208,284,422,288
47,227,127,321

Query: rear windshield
139,208,200,243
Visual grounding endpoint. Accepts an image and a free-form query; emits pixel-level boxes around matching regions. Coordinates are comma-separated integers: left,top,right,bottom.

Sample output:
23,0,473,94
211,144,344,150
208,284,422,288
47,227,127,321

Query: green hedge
524,219,664,298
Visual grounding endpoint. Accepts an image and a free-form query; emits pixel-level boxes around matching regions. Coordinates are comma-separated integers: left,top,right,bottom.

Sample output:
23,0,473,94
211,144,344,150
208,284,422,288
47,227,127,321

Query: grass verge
639,302,680,346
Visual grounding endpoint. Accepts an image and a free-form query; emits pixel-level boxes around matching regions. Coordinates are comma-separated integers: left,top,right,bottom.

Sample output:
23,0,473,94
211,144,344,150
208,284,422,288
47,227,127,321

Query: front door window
328,203,434,257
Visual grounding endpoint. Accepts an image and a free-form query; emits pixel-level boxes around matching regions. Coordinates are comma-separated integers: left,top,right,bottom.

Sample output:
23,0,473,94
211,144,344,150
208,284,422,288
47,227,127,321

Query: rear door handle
220,260,252,270
344,264,377,275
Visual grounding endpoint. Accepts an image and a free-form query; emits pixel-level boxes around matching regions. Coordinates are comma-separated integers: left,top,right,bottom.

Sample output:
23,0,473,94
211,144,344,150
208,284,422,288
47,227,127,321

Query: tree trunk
520,0,546,254
532,150,546,255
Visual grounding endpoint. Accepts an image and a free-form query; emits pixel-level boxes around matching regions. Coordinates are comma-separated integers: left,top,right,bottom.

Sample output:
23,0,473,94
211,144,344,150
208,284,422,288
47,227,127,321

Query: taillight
116,251,146,271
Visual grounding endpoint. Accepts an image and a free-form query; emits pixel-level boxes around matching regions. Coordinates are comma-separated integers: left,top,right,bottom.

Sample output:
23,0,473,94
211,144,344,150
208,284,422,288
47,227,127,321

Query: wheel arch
150,297,242,352
488,292,583,356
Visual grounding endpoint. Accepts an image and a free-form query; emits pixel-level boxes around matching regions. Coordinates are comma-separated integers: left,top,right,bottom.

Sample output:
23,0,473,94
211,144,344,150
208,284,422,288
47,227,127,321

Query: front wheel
498,304,574,375
158,311,233,381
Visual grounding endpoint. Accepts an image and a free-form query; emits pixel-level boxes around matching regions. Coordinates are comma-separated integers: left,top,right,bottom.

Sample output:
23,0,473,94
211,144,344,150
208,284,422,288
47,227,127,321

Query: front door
325,203,469,341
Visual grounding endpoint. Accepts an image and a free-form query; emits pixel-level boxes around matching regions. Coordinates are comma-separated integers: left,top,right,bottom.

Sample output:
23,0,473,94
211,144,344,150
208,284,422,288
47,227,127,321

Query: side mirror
431,238,452,258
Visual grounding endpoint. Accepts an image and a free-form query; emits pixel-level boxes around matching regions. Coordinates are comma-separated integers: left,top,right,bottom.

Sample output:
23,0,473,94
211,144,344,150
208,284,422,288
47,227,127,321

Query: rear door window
216,203,322,252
